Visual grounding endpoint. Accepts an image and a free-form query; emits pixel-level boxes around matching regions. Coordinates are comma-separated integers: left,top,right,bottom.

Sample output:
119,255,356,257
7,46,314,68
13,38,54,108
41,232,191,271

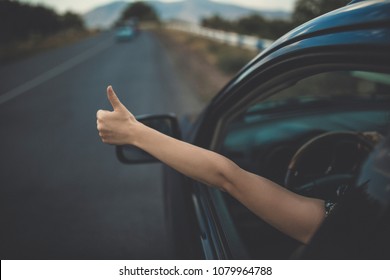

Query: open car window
221,70,390,182
215,70,390,259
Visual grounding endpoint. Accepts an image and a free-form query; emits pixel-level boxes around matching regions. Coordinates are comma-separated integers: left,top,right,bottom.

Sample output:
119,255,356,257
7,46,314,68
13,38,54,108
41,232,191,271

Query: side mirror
116,114,181,164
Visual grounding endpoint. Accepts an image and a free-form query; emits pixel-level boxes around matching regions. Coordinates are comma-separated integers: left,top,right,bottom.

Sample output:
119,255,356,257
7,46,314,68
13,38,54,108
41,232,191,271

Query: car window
221,71,390,181
216,70,390,259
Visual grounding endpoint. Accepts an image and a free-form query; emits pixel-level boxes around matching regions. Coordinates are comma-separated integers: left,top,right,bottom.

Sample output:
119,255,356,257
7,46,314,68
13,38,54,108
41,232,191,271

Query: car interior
215,69,390,259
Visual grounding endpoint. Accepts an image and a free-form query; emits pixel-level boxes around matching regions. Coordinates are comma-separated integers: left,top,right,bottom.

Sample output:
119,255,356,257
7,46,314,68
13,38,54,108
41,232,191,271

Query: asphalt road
0,31,202,259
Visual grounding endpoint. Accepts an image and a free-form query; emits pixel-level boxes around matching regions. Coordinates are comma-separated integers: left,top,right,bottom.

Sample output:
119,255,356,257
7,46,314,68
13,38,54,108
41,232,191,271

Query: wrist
128,120,145,147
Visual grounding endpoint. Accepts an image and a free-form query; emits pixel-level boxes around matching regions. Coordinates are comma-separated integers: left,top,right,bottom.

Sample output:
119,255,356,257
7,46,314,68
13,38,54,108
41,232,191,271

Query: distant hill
83,1,129,29
83,0,290,29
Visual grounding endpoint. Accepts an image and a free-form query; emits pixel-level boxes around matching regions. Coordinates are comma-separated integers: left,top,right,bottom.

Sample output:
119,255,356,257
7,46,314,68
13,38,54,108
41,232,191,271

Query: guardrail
166,22,274,51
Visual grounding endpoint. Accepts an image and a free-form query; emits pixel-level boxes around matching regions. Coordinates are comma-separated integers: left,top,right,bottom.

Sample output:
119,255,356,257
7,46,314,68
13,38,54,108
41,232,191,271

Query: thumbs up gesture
97,86,138,145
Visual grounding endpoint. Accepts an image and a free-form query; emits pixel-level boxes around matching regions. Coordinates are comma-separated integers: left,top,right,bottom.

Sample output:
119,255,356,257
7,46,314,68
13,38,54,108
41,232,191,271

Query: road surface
0,31,202,259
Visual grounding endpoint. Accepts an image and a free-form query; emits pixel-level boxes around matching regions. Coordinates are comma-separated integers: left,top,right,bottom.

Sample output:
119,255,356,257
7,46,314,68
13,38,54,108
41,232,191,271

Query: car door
188,17,390,259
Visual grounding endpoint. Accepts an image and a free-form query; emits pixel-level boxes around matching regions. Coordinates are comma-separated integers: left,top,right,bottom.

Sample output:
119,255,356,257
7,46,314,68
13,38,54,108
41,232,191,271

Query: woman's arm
97,86,326,244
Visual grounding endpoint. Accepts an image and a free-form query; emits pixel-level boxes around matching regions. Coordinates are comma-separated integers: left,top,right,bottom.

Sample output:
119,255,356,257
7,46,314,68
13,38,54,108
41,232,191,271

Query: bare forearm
132,122,237,188
131,123,325,244
226,171,325,244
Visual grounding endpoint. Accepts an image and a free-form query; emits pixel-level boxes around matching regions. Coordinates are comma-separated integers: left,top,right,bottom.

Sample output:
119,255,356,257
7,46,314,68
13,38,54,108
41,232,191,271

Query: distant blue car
115,26,134,42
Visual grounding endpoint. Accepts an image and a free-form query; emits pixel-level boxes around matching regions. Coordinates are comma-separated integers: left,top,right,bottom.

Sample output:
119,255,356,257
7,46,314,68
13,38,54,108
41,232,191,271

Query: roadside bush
0,0,84,45
216,47,254,74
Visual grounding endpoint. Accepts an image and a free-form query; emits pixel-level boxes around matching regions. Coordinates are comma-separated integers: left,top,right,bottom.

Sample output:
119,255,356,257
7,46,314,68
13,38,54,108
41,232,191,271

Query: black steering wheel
284,131,374,200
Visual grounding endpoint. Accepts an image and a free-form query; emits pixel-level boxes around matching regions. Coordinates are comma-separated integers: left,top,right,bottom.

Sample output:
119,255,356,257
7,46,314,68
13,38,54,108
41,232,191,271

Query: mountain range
83,0,290,29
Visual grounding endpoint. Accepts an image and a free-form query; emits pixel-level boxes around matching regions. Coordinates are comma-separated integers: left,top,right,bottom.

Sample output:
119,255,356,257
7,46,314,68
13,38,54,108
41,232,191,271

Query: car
115,25,135,42
116,0,390,259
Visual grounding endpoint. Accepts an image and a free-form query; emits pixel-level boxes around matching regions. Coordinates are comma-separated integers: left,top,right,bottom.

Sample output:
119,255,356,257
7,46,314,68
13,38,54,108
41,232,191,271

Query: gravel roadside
152,28,232,104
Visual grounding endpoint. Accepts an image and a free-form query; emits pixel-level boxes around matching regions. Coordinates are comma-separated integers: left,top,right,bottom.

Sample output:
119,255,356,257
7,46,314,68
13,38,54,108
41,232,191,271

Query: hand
96,86,138,145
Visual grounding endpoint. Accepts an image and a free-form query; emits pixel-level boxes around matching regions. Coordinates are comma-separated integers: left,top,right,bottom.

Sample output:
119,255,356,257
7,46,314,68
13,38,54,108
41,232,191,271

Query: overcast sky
19,0,296,14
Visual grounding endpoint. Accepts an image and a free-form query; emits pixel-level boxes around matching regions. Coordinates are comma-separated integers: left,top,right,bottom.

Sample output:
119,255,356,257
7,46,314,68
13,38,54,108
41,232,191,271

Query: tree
236,14,267,36
201,13,293,40
293,0,350,25
264,19,294,40
200,0,350,40
61,11,85,30
120,1,159,22
201,14,234,31
0,0,84,44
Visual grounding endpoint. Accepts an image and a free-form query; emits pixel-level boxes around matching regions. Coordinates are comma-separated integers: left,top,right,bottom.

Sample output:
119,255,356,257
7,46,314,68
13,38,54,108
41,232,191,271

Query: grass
167,29,256,74
0,29,98,63
216,47,255,75
154,28,258,102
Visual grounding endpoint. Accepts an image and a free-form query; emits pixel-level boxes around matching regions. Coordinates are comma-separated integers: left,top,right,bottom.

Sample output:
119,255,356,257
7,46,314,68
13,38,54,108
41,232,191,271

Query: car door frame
187,23,390,259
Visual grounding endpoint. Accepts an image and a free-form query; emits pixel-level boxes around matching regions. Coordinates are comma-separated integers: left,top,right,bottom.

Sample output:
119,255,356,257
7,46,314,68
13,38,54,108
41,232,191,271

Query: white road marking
0,40,113,105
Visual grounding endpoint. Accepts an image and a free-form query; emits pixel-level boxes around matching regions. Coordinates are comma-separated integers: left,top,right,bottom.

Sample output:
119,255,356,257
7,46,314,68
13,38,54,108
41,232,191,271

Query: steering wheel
284,131,374,200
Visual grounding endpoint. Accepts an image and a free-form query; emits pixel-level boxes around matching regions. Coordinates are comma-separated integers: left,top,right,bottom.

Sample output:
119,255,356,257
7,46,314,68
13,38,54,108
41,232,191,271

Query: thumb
107,85,122,110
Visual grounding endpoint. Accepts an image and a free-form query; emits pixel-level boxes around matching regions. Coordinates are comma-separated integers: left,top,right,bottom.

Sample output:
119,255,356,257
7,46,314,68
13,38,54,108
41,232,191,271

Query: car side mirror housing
116,114,181,164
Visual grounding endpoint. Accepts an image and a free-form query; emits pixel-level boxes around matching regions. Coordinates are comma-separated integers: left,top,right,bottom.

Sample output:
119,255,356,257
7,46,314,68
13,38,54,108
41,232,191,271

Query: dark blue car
117,0,390,259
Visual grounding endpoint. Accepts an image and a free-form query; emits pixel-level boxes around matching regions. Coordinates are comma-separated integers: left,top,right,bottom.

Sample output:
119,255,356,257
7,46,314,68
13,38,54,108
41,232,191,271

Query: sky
18,0,296,14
